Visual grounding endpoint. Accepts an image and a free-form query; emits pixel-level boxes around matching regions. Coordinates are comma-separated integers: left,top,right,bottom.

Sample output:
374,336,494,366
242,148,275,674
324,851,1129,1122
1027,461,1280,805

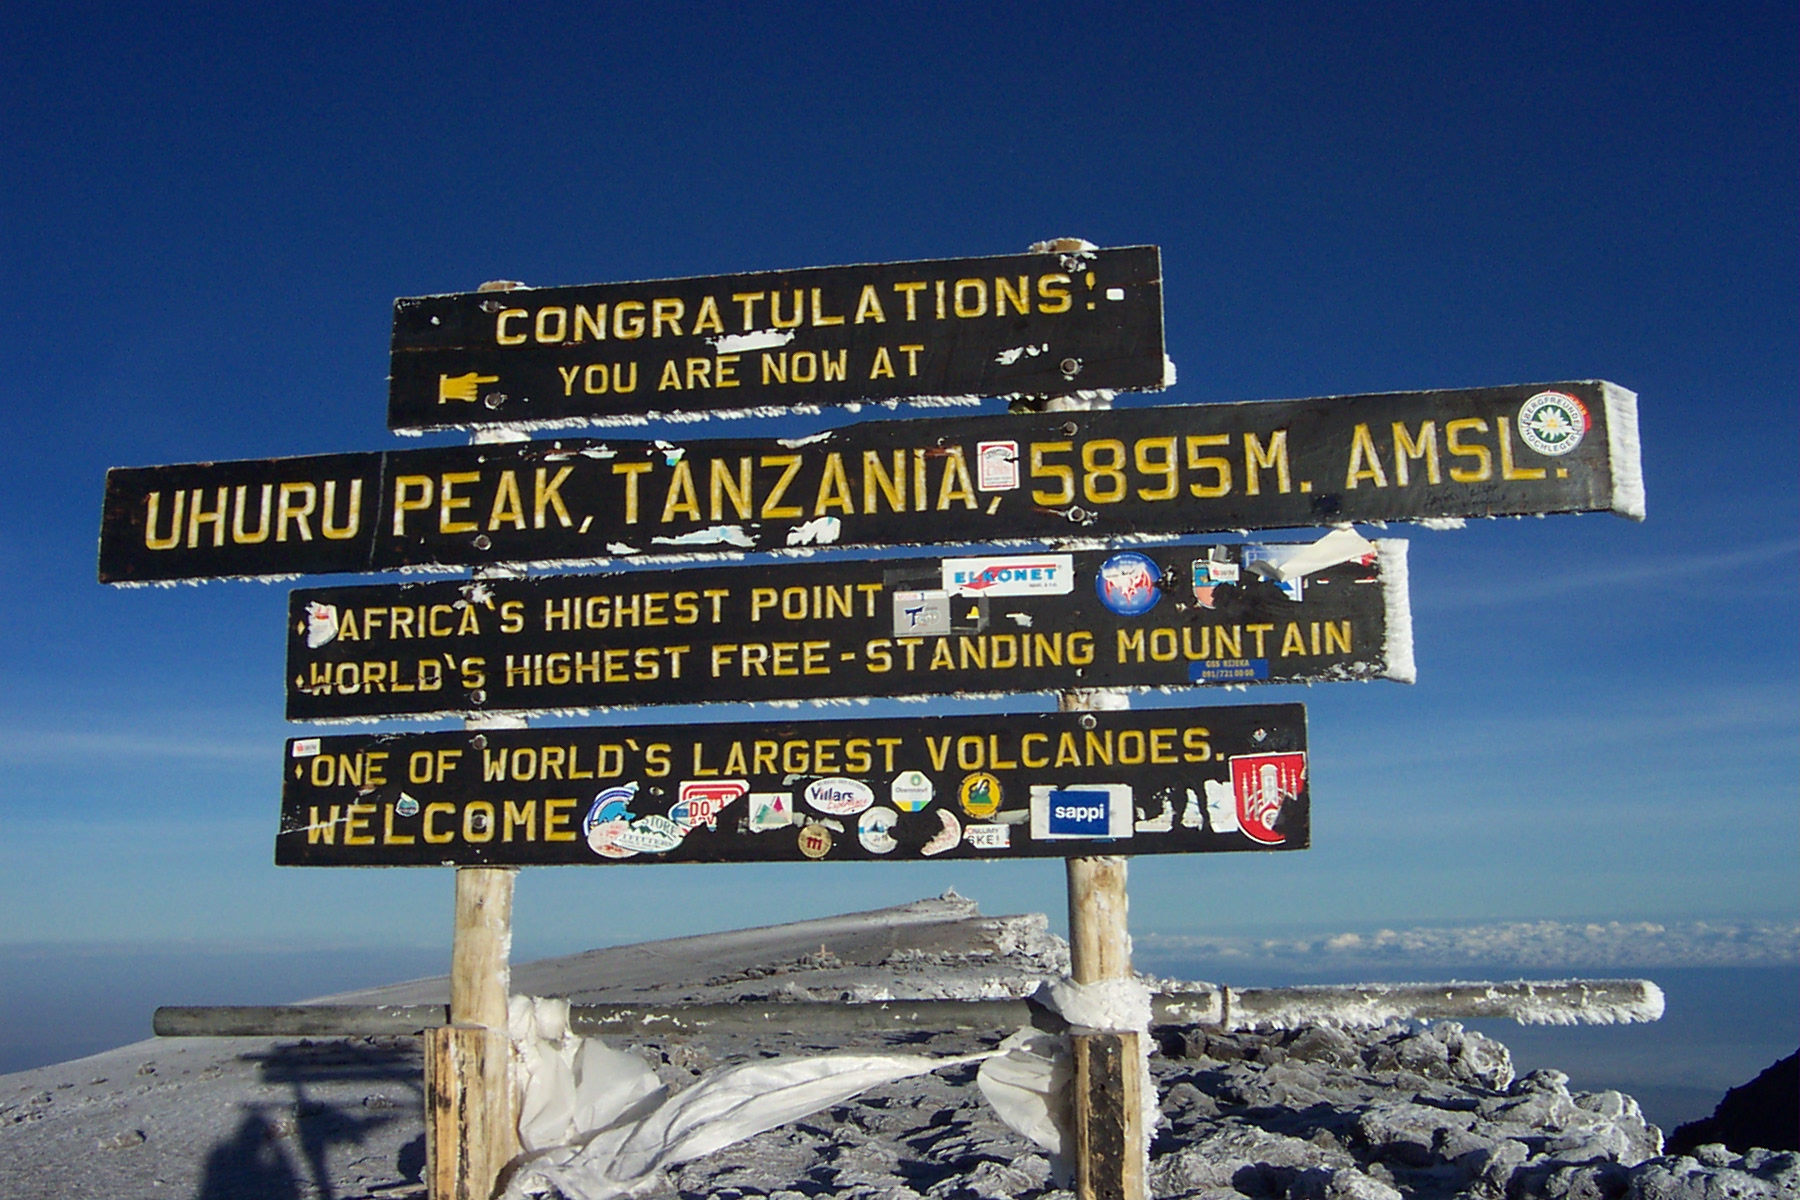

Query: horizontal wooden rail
152,997,1058,1038
152,978,1662,1039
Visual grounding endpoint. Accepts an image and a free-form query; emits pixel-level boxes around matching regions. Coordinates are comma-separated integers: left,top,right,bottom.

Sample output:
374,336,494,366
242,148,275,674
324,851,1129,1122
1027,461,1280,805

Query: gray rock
1290,1165,1406,1200
1149,1022,1789,1200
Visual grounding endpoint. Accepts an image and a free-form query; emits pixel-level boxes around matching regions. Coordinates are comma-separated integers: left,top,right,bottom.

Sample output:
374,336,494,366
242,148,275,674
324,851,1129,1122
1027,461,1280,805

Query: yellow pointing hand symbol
438,372,499,404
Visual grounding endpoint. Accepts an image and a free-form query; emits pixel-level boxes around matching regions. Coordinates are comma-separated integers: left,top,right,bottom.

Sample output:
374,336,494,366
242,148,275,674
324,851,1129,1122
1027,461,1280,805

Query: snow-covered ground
1,894,1792,1199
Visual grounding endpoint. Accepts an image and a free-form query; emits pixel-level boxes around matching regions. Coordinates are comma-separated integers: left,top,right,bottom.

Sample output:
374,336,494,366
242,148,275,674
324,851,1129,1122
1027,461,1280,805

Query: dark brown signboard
276,702,1308,866
388,247,1167,431
286,538,1411,721
100,381,1642,584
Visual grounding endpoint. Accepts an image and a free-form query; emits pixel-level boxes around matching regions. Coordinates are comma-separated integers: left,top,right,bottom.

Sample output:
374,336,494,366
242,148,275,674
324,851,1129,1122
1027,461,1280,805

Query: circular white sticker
1517,391,1590,457
857,807,899,854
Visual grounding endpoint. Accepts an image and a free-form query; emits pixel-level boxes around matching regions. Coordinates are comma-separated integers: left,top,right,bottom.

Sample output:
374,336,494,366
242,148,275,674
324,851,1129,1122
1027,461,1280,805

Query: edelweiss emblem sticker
1517,391,1591,456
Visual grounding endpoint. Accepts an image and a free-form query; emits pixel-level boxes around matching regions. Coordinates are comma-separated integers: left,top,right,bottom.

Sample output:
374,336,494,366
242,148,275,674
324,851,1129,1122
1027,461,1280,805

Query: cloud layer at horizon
1137,918,1800,970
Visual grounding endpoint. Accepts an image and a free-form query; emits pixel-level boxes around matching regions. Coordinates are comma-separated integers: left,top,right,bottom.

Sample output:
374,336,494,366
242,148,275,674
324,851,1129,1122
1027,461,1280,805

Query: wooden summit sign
387,246,1167,431
276,702,1309,867
286,539,1411,721
99,381,1642,583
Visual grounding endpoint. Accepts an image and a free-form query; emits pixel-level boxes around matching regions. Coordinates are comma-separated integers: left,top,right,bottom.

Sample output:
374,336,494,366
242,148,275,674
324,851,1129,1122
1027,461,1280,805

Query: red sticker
1229,752,1306,845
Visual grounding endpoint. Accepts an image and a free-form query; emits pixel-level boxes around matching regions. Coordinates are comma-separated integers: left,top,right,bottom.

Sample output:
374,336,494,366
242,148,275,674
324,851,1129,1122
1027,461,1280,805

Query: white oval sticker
805,777,875,816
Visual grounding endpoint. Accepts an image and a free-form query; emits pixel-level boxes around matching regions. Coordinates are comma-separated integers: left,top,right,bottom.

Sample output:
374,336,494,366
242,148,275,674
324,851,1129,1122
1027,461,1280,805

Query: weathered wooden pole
1060,694,1147,1200
426,853,520,1200
427,280,528,1200
1026,238,1150,1200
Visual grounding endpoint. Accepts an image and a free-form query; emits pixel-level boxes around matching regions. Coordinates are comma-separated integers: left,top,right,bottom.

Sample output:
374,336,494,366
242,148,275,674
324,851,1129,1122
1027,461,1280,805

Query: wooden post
425,1020,516,1200
1029,235,1150,1200
1065,855,1144,1200
428,282,528,1200
1059,693,1147,1200
426,713,527,1198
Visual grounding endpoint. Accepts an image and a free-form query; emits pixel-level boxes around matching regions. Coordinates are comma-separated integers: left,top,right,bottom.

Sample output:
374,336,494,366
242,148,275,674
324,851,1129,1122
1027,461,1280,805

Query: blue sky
1,3,1794,970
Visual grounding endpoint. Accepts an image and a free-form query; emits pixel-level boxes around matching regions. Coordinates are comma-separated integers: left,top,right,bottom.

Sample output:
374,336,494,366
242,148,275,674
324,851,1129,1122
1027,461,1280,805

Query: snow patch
785,517,841,546
1603,381,1646,520
1044,389,1116,411
1376,539,1416,684
776,430,835,448
708,328,797,354
650,526,755,549
1046,977,1152,1035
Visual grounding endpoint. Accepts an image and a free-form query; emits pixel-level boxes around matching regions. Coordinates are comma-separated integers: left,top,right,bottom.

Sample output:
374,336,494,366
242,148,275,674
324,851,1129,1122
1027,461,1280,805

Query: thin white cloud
1138,918,1800,969
0,728,266,765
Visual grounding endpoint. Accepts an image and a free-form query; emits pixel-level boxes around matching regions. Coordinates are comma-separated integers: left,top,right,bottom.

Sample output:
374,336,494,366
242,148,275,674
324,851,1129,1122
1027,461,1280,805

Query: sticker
1180,789,1203,829
671,779,748,830
1136,791,1174,832
395,793,420,818
583,782,641,858
1518,391,1590,456
748,792,795,831
1229,752,1307,846
1243,530,1376,596
1203,779,1238,834
964,823,1010,851
1030,784,1136,840
805,777,875,816
303,602,340,648
958,772,1002,819
976,440,1021,491
857,807,899,854
797,823,834,859
1241,544,1304,602
942,554,1074,597
890,770,934,813
1191,556,1239,609
613,814,685,855
1095,553,1161,616
893,590,953,636
920,809,962,856
292,738,321,758
951,598,987,634
1191,659,1269,683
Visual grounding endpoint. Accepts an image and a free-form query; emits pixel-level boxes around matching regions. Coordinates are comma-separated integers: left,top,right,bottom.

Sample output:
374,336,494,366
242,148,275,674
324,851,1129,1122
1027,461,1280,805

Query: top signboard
99,381,1643,584
387,246,1167,431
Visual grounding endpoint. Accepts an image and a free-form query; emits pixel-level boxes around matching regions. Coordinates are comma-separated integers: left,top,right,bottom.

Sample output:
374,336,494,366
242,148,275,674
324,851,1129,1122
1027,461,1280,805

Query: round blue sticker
1095,552,1162,616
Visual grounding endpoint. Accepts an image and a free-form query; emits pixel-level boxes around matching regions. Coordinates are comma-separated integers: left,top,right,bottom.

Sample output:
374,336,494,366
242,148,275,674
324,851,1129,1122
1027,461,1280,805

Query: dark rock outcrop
1667,1051,1799,1156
